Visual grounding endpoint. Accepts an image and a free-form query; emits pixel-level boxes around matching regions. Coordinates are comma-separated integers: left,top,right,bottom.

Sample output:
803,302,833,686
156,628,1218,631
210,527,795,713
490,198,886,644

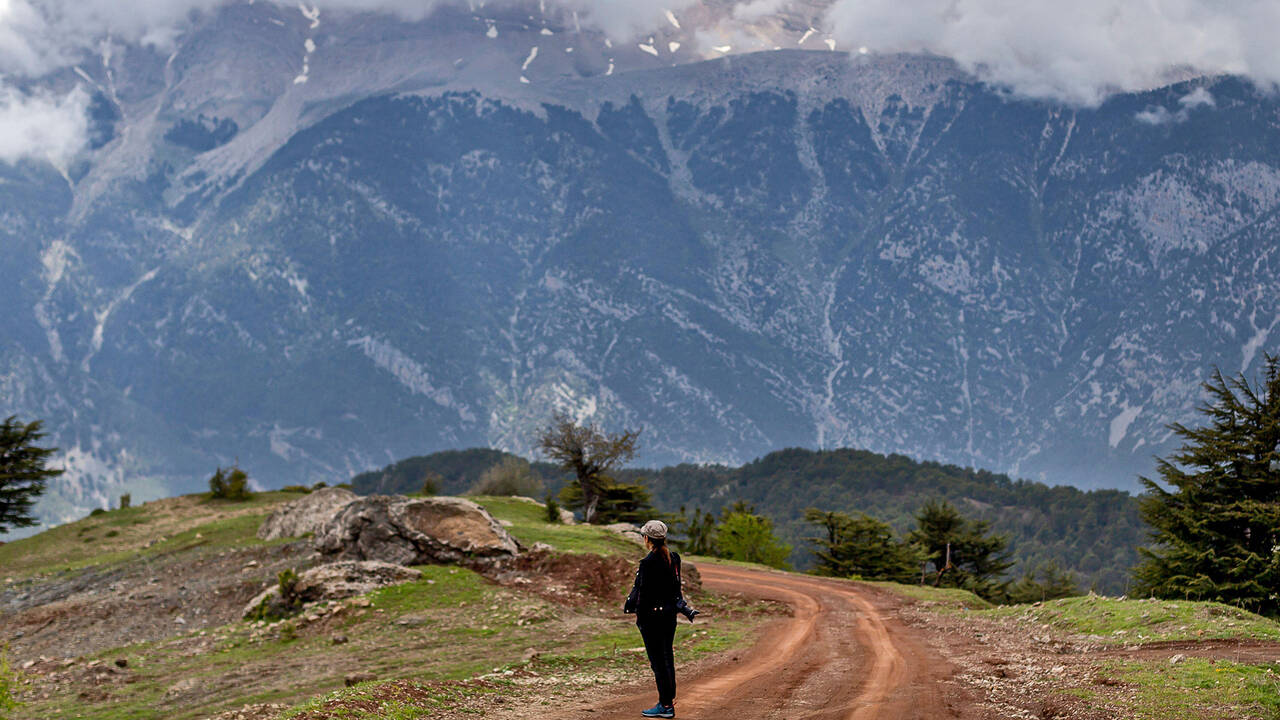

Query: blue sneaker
641,704,674,718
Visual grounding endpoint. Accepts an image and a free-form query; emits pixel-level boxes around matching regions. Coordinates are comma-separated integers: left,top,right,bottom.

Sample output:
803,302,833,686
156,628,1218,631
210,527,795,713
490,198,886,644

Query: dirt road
569,563,973,720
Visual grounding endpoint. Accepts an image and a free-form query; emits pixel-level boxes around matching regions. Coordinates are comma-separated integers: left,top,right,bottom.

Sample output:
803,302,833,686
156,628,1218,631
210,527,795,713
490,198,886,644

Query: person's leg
659,614,678,707
638,619,667,705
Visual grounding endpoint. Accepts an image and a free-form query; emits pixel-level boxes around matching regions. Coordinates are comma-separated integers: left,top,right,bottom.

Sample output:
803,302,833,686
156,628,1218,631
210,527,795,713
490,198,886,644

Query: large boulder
315,495,520,565
257,487,358,541
243,560,421,618
604,523,646,547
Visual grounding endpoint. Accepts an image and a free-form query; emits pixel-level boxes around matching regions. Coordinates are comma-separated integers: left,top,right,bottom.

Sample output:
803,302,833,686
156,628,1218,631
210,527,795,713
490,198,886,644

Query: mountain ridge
2,2,1276,532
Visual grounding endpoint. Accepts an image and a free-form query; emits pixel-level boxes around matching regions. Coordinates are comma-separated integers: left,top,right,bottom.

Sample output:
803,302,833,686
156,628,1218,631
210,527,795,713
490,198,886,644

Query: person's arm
674,554,700,622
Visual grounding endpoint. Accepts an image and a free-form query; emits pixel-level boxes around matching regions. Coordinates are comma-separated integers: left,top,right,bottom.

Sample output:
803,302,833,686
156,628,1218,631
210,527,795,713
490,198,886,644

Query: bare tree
536,411,640,524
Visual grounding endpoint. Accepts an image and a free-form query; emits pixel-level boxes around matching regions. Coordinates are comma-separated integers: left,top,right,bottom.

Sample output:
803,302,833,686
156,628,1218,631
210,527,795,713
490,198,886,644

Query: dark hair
649,536,678,581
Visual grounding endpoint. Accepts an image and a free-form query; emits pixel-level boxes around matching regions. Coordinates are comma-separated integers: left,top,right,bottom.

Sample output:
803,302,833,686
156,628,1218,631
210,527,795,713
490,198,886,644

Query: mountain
2,0,1277,531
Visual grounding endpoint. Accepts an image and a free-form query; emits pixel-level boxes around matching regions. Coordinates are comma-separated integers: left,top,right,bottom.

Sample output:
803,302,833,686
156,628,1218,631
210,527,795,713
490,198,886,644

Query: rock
331,634,348,645
315,495,519,565
558,508,576,525
603,523,646,546
114,658,128,668
1169,654,1186,665
258,487,358,541
521,648,540,663
530,542,555,553
242,560,422,618
164,677,201,702
682,560,703,593
345,673,377,687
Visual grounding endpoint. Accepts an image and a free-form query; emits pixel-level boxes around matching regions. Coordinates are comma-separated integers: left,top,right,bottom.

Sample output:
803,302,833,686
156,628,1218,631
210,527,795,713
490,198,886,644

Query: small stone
115,658,129,668
331,635,348,645
522,648,540,663
1169,654,1186,665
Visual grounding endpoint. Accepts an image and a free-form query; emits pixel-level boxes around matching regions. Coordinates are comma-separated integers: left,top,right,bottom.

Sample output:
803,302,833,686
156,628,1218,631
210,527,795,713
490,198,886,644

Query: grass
861,581,993,610
984,595,1280,644
1098,658,1280,719
0,492,299,579
470,496,643,557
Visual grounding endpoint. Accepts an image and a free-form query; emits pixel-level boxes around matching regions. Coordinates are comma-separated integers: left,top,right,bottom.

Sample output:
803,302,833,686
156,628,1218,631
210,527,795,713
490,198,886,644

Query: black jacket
624,550,684,615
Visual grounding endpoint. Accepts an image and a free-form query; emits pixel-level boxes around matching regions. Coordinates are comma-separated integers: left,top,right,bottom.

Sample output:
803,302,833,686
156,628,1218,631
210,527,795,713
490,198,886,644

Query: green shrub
470,457,543,497
247,568,305,622
421,472,442,496
104,530,119,538
311,481,328,490
209,466,252,501
280,485,312,494
544,494,563,524
119,493,131,510
89,508,106,517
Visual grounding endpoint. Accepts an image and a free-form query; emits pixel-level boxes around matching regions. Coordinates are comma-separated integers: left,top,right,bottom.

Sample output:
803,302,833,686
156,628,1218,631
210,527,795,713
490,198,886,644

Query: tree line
6,356,1279,615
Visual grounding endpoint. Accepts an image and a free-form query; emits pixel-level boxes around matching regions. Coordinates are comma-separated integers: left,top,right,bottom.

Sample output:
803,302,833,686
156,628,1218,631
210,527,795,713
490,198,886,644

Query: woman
624,520,696,719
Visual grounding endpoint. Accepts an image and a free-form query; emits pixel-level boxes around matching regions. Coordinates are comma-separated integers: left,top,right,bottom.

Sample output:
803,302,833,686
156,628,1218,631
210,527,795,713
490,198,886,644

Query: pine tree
0,416,63,533
558,479,655,524
674,507,717,556
804,508,922,582
908,500,1014,599
1006,561,1081,604
1134,355,1280,615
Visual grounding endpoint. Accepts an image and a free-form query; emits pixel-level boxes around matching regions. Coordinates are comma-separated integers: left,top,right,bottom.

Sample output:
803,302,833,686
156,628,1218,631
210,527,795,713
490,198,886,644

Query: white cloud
0,0,700,164
826,0,1280,105
1136,87,1217,125
0,85,89,165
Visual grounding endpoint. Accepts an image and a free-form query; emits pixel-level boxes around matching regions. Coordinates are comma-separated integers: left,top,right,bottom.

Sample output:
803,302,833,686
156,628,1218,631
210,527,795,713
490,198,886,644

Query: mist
825,0,1280,105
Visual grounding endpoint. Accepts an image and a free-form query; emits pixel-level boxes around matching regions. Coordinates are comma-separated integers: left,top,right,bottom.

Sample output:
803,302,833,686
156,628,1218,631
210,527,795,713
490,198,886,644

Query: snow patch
348,336,476,422
1109,403,1143,449
639,43,659,57
486,23,498,39
665,10,681,29
298,2,320,29
1242,311,1278,372
522,46,539,71
84,267,160,372
668,41,681,53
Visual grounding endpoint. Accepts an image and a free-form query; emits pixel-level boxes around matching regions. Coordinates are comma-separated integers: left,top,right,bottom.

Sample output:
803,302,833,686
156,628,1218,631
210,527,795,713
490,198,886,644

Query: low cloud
825,0,1280,105
0,0,698,164
0,86,89,165
1136,87,1217,125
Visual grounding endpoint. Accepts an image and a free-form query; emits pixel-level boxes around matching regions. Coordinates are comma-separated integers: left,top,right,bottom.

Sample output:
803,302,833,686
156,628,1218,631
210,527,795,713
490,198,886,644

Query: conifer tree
804,508,922,582
908,500,1014,599
1134,355,1280,615
0,416,63,533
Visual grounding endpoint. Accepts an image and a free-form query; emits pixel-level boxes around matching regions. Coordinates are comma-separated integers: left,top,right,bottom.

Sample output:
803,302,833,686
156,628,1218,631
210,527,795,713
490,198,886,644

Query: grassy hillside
872,581,1280,719
347,447,1145,593
0,491,774,720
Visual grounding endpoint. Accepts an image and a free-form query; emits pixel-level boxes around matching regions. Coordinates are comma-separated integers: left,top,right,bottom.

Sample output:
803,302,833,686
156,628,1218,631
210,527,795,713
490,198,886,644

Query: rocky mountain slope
3,0,1278,529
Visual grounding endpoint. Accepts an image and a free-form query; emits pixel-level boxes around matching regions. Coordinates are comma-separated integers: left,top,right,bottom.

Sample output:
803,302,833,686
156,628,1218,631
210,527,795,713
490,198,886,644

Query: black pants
638,610,677,706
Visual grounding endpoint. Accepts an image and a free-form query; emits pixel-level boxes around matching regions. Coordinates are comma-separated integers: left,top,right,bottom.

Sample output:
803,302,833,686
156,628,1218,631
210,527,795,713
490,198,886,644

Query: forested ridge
351,447,1143,594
